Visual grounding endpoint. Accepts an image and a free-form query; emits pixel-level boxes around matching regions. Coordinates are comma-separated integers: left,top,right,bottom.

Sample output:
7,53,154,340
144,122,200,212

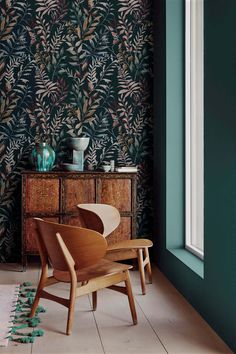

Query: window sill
168,248,204,279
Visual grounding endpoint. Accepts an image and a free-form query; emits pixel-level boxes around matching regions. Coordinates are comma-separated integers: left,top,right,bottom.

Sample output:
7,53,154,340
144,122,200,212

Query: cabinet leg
22,255,27,272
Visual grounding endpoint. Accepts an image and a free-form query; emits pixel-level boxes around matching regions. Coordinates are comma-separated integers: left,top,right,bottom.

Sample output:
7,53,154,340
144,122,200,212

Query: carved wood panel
25,217,59,253
99,179,132,211
64,178,95,212
25,178,59,213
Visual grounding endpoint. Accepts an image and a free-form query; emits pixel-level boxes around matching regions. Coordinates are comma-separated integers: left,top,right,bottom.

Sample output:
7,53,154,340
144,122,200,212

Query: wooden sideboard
21,170,137,266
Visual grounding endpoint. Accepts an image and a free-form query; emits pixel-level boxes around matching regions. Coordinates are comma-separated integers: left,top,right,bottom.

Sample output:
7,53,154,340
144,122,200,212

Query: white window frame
185,0,204,260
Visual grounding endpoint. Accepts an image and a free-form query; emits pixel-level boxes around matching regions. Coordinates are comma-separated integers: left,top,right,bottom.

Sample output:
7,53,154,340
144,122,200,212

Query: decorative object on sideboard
115,166,138,173
101,164,111,172
61,137,90,171
30,142,55,172
110,160,115,172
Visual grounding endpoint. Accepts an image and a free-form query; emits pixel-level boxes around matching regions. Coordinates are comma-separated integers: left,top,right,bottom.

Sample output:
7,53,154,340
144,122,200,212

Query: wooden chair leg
30,264,48,317
124,270,137,325
144,247,152,284
137,249,146,295
92,291,97,311
66,277,76,335
30,291,40,318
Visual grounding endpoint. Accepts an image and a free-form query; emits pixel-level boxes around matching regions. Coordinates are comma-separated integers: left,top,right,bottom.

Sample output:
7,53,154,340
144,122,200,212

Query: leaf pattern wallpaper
0,0,153,261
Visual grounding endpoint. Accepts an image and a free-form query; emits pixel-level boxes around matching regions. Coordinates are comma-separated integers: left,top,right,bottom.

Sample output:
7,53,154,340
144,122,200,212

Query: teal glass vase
30,142,55,171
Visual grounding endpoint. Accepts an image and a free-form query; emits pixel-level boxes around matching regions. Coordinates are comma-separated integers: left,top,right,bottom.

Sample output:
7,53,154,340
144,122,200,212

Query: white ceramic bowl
67,137,90,151
101,165,111,172
60,163,83,171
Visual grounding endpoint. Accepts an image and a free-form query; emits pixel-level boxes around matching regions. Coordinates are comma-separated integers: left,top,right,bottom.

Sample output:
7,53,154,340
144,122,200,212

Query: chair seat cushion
53,259,132,283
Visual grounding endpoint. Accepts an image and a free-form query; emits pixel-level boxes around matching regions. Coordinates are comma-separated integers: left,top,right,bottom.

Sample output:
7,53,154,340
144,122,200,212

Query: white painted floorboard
0,263,233,354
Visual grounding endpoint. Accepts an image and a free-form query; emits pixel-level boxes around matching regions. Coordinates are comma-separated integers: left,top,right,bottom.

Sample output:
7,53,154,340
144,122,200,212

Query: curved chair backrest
77,204,121,237
34,218,107,272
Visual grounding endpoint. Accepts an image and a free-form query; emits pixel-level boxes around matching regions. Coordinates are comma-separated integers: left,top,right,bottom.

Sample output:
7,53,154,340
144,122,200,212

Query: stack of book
115,166,138,172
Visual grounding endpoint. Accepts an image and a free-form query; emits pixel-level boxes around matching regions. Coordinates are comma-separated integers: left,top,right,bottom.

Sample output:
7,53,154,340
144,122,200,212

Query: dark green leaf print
0,0,153,261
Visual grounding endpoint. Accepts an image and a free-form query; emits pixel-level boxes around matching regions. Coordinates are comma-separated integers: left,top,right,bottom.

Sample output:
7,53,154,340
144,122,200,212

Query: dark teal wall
154,0,236,351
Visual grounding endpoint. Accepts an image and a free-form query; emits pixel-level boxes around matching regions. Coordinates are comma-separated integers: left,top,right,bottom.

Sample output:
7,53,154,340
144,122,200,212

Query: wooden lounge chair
77,204,153,295
30,218,137,335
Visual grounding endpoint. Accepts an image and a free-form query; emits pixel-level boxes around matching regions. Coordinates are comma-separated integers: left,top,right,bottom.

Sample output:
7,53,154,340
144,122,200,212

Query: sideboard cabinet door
63,178,96,212
98,176,136,245
25,178,59,213
99,178,132,211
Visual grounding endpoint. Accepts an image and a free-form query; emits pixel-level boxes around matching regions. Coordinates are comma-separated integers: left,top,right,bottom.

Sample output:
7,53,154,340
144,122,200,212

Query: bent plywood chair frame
77,203,153,295
30,218,137,335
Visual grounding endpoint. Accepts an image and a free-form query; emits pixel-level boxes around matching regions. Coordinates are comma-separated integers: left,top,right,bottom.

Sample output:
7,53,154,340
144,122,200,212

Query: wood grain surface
107,217,131,245
25,217,59,253
25,178,59,213
100,179,132,211
64,179,95,212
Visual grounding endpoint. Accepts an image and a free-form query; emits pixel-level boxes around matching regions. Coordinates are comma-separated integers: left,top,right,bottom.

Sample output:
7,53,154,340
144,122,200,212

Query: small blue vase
30,142,55,171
